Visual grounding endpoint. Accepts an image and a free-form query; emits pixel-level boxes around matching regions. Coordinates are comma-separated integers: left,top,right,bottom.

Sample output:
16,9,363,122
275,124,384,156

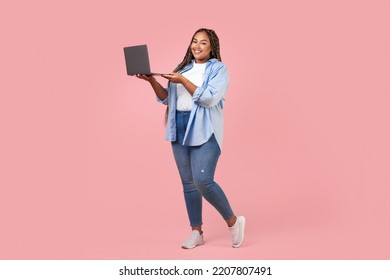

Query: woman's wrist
182,77,189,87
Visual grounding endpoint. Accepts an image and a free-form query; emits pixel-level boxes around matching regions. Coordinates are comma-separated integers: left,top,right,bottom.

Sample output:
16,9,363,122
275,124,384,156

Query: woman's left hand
161,73,186,84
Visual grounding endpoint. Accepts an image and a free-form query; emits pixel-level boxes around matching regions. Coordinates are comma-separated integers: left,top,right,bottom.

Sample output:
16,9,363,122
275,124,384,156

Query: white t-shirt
176,62,206,111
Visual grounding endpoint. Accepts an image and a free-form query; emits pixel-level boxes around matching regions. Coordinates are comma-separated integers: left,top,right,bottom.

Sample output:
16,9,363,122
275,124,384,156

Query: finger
136,74,148,81
161,75,170,80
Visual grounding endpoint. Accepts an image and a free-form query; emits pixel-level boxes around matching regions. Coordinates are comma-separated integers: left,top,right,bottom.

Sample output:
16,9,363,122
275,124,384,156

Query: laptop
123,44,166,76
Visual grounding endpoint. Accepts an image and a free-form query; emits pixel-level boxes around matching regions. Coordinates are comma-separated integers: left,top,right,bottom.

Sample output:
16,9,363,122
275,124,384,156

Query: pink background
1,0,389,259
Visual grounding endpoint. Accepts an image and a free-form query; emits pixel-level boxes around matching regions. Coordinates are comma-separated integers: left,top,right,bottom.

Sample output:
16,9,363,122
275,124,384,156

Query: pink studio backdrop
1,0,389,259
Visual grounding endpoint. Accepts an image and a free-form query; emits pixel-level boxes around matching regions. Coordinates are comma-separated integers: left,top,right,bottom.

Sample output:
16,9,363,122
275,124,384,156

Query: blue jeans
171,110,234,226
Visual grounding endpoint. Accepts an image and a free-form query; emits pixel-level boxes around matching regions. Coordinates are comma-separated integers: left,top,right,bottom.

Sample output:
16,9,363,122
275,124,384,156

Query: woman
136,28,245,249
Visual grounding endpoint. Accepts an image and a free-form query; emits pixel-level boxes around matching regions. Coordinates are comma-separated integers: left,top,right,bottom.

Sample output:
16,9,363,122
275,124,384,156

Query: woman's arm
162,73,197,96
136,75,168,101
162,63,229,108
191,63,229,108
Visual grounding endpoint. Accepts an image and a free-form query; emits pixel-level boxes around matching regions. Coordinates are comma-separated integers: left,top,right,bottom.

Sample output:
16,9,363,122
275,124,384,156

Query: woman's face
191,31,212,63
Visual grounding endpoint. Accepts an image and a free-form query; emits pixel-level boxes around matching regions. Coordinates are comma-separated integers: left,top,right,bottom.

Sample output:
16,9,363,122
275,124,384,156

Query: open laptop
123,44,166,76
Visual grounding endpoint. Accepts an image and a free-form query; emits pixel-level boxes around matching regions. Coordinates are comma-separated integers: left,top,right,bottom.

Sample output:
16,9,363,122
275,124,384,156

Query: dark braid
173,28,222,72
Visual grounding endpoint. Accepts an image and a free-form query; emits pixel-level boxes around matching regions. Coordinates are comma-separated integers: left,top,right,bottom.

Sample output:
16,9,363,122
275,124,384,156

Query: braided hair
173,28,222,73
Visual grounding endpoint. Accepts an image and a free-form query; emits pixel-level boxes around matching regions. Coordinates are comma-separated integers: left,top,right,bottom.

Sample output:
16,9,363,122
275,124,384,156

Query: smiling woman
135,28,245,250
191,32,213,63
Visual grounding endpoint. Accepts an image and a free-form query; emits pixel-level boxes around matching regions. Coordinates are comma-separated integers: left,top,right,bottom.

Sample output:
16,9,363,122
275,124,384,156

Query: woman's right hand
135,74,156,83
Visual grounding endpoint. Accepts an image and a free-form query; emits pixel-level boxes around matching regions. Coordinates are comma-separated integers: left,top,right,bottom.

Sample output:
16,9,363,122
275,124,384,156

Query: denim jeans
171,110,234,226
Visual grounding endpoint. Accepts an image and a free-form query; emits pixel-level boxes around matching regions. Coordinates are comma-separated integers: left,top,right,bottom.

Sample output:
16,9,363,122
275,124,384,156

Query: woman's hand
135,74,156,83
161,73,186,84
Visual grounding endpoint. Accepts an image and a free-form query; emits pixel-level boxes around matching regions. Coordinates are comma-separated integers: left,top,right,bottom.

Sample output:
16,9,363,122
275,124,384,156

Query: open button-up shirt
157,58,229,151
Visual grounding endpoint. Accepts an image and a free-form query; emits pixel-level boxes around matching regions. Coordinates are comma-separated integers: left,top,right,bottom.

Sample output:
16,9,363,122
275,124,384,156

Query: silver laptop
123,44,165,76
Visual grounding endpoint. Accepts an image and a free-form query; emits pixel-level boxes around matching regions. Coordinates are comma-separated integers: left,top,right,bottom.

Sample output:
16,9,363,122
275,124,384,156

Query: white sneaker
181,230,205,249
229,216,246,248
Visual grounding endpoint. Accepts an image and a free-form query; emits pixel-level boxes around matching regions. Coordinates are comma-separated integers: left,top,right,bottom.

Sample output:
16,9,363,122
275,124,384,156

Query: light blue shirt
157,58,229,150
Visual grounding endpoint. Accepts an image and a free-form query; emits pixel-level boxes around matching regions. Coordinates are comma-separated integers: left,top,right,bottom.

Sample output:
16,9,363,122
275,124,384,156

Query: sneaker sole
181,240,205,249
232,216,246,248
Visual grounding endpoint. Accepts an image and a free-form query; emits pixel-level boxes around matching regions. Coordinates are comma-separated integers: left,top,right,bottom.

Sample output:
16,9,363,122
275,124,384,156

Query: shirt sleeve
192,63,229,108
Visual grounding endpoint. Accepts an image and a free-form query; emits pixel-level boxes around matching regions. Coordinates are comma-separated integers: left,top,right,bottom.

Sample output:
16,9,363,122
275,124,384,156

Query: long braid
165,28,222,124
